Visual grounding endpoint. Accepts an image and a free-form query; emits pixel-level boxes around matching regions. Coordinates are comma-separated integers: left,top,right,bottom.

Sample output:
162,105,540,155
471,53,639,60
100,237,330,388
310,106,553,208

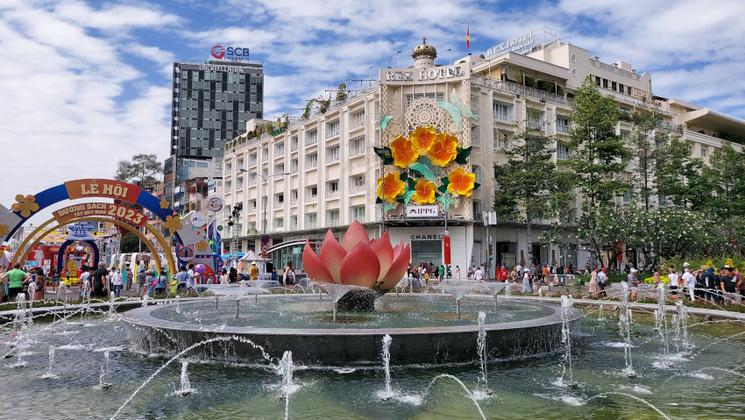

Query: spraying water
476,311,488,389
175,360,194,396
655,284,666,331
560,295,574,386
277,351,295,420
41,346,58,379
598,304,605,321
108,292,116,319
423,374,487,420
676,300,692,351
379,334,393,400
98,350,112,389
27,282,37,309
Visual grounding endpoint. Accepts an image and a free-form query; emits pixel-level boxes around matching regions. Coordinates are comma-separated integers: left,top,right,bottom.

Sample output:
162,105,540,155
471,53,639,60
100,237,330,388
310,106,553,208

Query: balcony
556,123,570,134
494,110,515,124
473,76,573,107
684,130,738,149
326,218,340,227
527,119,545,131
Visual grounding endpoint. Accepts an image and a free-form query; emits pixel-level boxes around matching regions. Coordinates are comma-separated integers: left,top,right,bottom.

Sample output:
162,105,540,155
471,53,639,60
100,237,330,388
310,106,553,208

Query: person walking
668,267,679,299
454,265,461,280
522,268,532,294
474,266,484,282
588,268,599,298
175,266,189,291
156,269,168,295
283,262,296,288
110,267,123,297
720,265,737,304
91,263,110,298
628,268,640,300
597,268,608,298
682,267,697,301
5,264,27,301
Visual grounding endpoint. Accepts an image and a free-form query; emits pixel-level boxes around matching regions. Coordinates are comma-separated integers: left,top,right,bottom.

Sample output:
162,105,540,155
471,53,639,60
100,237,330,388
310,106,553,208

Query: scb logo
210,45,225,59
211,45,249,60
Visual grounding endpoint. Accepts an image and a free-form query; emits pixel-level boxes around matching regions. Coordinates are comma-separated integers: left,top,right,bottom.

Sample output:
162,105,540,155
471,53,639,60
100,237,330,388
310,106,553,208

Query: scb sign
211,45,249,61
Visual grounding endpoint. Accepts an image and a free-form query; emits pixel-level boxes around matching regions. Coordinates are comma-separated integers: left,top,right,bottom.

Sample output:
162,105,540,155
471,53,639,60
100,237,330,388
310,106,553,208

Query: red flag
466,24,471,49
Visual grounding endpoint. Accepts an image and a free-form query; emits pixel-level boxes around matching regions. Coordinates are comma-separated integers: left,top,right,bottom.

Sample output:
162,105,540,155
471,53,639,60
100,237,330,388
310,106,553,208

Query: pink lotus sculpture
302,221,411,292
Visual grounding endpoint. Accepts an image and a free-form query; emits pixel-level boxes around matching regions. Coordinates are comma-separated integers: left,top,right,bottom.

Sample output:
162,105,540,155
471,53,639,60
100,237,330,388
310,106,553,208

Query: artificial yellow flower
164,214,182,233
427,133,458,167
409,126,438,154
196,240,209,252
447,167,477,197
159,197,169,209
411,178,436,205
377,172,406,204
11,194,40,218
0,224,9,238
390,135,418,168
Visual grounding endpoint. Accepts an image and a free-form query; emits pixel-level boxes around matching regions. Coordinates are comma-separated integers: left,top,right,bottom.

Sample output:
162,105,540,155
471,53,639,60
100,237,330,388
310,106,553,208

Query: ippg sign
211,45,250,61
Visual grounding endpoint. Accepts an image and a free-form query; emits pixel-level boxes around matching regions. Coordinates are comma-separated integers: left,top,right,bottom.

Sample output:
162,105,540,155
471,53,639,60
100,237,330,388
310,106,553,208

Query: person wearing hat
628,268,640,300
522,267,532,294
248,261,260,281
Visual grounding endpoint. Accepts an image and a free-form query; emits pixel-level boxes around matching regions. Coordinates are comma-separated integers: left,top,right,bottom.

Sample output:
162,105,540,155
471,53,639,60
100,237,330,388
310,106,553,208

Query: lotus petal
302,242,333,283
341,220,369,252
370,231,394,282
380,244,411,290
339,242,380,287
319,230,345,283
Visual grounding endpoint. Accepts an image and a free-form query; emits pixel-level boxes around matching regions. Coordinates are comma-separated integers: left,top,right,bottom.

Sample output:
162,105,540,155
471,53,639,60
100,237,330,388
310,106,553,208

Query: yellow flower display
164,214,182,233
377,172,406,204
11,194,40,218
0,224,9,238
390,135,418,168
411,179,436,205
409,126,438,154
447,167,477,197
427,133,458,167
196,240,209,252
159,197,169,209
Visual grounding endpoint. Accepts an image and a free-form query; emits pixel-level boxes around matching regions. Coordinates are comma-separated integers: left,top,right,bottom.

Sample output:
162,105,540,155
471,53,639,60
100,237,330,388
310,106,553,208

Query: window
305,129,318,145
235,177,243,189
291,136,298,151
493,129,510,151
612,81,617,91
351,111,365,128
236,158,244,169
305,212,317,228
326,120,340,138
307,185,318,198
275,193,284,206
247,172,257,186
290,158,298,173
262,146,268,160
327,145,340,162
350,206,365,222
526,108,544,130
602,79,608,89
249,199,256,210
493,101,513,123
327,180,339,197
274,163,284,174
658,194,668,208
248,153,257,165
556,116,570,133
306,153,317,169
619,83,625,93
290,215,298,230
274,217,283,229
350,174,365,190
326,209,340,226
595,76,601,86
274,141,284,155
350,136,365,155
557,143,570,160
290,189,298,204
700,145,708,158
626,86,632,95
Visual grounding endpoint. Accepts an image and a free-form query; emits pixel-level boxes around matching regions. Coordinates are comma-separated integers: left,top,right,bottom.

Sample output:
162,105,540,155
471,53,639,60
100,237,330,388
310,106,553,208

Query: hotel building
219,30,745,274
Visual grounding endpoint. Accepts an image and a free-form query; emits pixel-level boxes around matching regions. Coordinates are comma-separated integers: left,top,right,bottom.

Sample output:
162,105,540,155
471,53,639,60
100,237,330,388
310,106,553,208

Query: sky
1,0,745,215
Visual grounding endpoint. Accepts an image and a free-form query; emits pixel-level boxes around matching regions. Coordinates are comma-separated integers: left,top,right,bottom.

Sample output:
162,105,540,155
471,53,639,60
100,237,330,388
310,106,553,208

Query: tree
656,136,715,211
708,143,745,219
115,154,163,192
119,231,139,253
494,129,565,265
336,83,348,101
628,106,665,212
563,78,629,266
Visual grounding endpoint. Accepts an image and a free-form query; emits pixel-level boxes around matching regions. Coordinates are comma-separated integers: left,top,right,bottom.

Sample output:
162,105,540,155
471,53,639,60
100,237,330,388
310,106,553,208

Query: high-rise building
165,59,264,213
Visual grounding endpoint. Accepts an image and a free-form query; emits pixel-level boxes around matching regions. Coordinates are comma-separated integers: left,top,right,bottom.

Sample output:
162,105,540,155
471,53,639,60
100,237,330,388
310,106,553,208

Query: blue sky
1,0,745,212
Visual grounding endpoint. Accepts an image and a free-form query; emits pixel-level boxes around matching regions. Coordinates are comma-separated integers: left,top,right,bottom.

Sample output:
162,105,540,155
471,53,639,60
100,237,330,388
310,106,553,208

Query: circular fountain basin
122,294,579,365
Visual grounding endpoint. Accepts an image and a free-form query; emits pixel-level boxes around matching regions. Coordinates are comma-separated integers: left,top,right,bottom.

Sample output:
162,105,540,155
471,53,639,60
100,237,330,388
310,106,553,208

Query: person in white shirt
111,267,123,297
474,267,484,282
668,267,680,299
80,269,91,298
682,268,697,301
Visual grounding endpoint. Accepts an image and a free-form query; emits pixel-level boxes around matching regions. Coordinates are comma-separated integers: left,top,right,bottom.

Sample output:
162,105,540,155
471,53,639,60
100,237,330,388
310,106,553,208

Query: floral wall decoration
374,125,479,213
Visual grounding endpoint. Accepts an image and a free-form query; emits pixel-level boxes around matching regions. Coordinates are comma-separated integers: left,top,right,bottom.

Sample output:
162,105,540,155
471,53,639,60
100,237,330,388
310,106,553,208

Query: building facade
219,32,745,275
164,60,264,214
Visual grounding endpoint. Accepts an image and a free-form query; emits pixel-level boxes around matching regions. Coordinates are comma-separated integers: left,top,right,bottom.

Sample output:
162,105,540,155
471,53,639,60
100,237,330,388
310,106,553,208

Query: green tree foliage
119,231,139,253
564,78,629,266
494,129,567,264
655,136,714,210
114,154,163,192
336,83,348,101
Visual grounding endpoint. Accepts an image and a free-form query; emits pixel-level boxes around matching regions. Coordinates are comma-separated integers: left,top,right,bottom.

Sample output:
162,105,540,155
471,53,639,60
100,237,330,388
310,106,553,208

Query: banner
53,203,148,226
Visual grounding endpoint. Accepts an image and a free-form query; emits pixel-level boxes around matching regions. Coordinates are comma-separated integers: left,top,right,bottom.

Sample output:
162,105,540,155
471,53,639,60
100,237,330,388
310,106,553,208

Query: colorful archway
56,239,99,274
0,179,182,275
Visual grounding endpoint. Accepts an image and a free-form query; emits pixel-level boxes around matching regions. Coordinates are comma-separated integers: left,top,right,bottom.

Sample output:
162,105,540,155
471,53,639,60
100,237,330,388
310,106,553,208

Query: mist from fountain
41,345,58,379
97,350,112,390
277,350,296,420
559,295,574,386
476,311,488,389
174,360,194,396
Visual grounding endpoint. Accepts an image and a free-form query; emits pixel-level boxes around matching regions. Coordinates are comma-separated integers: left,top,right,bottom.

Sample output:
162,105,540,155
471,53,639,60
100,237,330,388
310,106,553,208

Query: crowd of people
0,263,46,302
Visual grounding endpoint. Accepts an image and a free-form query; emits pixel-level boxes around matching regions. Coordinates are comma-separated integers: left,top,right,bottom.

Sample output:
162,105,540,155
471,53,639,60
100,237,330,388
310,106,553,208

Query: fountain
559,295,575,387
277,350,295,420
174,360,194,396
41,346,58,379
379,334,393,400
476,311,488,389
98,350,112,389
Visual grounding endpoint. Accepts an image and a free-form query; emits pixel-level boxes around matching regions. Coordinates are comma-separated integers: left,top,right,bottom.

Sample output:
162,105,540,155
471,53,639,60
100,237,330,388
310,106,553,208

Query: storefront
387,225,473,272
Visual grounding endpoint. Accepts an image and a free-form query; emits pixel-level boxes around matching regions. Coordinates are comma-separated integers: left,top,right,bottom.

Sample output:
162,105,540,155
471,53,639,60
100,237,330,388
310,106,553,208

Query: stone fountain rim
119,293,582,337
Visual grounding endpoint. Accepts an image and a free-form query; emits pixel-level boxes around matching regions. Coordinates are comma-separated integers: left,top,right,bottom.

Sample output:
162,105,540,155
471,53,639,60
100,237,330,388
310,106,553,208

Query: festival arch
0,179,183,276
56,239,99,275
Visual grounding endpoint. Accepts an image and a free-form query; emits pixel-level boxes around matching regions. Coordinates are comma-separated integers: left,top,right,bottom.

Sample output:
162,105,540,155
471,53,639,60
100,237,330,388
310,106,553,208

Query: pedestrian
737,268,745,301
474,266,484,282
122,264,129,291
110,267,123,297
628,268,640,300
668,267,679,299
229,267,239,283
454,265,461,280
720,265,737,304
80,268,93,298
92,263,110,298
682,267,696,301
497,265,508,282
5,263,27,301
597,268,607,298
156,269,168,295
522,268,532,294
175,266,189,291
283,261,296,288
588,268,599,298
702,267,719,303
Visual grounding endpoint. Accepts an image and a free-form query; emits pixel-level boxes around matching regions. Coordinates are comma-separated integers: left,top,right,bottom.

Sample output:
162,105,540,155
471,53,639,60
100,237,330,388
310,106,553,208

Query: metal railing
494,110,515,123
473,76,573,106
